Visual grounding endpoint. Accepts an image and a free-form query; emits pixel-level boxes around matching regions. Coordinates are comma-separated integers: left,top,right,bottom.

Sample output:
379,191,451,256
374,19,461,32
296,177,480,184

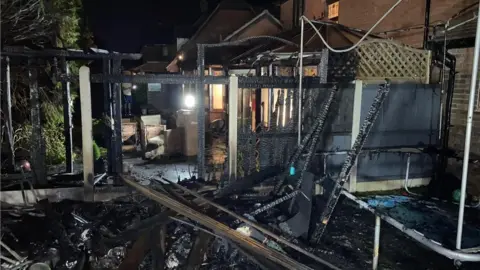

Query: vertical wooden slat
29,60,46,185
79,66,94,201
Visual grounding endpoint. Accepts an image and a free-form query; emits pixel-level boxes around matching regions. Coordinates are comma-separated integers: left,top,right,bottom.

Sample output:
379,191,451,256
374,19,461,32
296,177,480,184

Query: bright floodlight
184,94,195,108
178,53,184,61
132,84,138,90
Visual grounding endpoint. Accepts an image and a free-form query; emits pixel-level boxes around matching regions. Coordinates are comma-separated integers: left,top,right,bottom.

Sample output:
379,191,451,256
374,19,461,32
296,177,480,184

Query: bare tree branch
1,0,55,44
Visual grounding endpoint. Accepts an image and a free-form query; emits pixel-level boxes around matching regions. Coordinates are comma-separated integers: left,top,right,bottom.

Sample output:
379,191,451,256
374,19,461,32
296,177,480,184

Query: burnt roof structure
431,4,478,49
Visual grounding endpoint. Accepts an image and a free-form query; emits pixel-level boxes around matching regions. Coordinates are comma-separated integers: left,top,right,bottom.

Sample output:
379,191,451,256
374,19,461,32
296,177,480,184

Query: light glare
185,94,195,108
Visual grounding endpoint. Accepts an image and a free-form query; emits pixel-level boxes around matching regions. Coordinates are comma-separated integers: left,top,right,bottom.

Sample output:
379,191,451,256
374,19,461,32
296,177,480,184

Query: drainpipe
440,52,456,176
442,53,456,151
423,0,432,49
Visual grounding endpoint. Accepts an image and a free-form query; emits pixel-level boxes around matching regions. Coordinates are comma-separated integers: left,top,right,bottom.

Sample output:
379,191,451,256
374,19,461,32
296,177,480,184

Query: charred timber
160,177,340,270
2,46,142,60
59,73,338,89
310,80,391,243
121,175,318,270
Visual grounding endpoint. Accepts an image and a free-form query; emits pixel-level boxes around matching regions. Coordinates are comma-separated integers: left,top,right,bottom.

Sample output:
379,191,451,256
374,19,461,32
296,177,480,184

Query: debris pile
3,173,479,269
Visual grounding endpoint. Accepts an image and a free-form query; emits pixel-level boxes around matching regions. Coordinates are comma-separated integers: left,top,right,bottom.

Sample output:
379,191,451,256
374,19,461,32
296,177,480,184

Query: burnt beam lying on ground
310,80,391,243
121,175,337,270
159,177,338,269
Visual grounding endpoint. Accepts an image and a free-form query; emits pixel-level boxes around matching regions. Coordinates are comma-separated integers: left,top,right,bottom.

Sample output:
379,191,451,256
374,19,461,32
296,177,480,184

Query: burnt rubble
2,173,479,270
1,167,341,270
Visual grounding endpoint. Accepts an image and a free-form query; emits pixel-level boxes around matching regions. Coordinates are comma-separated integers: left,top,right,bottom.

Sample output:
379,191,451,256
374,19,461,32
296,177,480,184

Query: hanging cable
301,0,404,53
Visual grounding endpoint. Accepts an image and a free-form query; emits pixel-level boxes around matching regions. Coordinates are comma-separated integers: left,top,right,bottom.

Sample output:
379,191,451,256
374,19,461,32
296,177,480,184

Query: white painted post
228,74,239,183
349,80,363,192
79,66,94,201
373,215,381,270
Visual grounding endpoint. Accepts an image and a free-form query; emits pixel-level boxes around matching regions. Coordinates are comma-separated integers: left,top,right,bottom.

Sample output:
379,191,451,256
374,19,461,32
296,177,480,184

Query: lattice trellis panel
356,39,432,84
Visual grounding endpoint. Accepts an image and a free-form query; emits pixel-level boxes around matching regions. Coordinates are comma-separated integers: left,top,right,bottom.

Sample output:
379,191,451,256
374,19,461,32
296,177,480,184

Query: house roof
229,20,381,66
132,62,170,73
167,1,278,71
182,0,255,47
223,10,283,41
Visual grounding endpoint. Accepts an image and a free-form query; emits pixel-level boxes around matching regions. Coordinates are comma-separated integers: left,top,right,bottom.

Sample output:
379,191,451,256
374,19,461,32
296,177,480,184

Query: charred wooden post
255,66,262,131
151,224,167,270
102,58,114,174
158,177,338,269
112,59,123,182
197,44,206,180
4,56,15,168
118,232,150,270
28,59,47,185
122,175,324,270
61,57,73,173
186,232,212,269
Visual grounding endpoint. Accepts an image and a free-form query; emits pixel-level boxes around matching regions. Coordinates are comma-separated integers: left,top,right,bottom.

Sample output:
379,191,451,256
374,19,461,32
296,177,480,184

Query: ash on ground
2,190,479,270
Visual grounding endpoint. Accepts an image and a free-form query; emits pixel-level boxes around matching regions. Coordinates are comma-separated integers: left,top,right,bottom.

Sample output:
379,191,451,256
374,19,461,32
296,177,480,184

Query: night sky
83,0,279,52
83,0,197,52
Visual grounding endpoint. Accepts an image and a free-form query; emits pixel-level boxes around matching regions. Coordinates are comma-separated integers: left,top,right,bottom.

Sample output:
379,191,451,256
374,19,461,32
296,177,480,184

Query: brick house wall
280,0,326,27
448,47,480,196
448,48,480,155
280,0,294,29
338,0,478,47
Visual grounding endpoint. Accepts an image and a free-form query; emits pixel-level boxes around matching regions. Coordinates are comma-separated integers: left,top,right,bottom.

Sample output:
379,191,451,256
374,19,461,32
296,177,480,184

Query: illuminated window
211,69,225,110
328,1,339,21
212,84,224,110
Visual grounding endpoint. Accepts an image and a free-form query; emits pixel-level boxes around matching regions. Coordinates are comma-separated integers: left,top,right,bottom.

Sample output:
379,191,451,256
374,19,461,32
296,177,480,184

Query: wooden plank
185,232,212,270
160,178,339,270
118,232,150,270
151,224,167,270
121,175,315,270
79,66,94,201
29,62,46,185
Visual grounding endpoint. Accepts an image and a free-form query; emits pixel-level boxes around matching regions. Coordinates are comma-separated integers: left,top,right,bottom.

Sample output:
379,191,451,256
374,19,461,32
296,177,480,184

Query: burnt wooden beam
185,232,212,270
229,242,278,270
121,175,315,270
112,59,123,182
118,232,150,270
102,210,172,245
159,178,338,269
28,60,47,185
61,57,73,173
151,224,167,270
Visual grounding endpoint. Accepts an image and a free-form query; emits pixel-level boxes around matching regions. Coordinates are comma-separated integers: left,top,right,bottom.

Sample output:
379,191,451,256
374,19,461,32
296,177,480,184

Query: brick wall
280,0,326,28
448,48,480,155
280,0,294,29
448,49,480,197
338,0,478,48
